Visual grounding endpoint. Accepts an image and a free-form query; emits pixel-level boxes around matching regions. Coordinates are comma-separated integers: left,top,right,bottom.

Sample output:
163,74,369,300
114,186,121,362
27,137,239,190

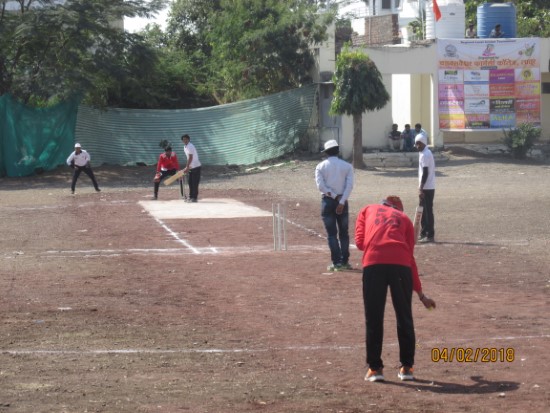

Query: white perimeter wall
338,38,550,151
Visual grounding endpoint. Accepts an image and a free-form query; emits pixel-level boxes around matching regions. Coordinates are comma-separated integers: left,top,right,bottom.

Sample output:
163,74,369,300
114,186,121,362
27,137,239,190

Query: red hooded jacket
355,204,421,292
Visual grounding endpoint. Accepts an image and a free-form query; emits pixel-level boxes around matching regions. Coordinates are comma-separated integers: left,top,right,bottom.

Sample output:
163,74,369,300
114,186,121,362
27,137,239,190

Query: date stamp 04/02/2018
431,347,515,363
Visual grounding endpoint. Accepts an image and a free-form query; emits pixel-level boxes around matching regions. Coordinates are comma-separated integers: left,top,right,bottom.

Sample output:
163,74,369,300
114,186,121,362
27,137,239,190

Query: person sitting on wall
401,124,415,152
489,24,504,38
388,124,402,151
465,22,477,38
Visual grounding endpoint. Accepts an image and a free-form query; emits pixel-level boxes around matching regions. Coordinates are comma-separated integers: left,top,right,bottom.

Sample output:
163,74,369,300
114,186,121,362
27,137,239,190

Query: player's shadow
421,241,504,247
384,375,519,394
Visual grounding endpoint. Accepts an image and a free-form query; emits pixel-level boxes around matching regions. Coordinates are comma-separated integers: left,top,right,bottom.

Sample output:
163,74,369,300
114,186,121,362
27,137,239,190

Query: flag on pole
433,0,442,22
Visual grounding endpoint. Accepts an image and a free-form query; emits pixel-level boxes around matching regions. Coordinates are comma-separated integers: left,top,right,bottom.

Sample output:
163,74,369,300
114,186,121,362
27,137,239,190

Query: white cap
322,139,339,152
74,143,82,148
414,134,427,146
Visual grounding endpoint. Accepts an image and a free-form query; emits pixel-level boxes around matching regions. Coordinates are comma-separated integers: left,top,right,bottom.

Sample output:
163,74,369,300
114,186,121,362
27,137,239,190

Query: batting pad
139,198,272,220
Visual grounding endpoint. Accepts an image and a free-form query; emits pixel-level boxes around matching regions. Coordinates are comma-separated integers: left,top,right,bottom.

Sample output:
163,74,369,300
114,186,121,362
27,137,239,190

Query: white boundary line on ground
2,334,548,356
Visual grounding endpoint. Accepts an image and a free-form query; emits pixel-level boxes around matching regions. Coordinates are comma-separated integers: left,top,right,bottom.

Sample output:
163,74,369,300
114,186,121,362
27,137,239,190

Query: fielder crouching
66,143,100,194
355,195,436,383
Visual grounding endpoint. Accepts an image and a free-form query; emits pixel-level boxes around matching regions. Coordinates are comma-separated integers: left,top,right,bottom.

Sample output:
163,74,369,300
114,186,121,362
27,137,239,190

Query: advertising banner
437,39,541,130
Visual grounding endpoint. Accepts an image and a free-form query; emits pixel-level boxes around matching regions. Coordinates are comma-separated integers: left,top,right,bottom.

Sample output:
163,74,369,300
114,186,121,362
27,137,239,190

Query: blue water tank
477,3,517,38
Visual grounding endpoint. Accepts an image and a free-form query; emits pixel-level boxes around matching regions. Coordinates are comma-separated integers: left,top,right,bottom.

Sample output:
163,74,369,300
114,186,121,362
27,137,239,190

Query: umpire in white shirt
315,140,354,271
66,143,100,194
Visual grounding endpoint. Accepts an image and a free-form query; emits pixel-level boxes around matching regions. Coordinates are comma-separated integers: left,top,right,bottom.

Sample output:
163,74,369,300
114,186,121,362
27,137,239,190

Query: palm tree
330,46,390,169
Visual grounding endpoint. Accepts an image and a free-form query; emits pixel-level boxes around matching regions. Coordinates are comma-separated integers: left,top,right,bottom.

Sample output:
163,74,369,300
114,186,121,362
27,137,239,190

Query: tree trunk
352,113,366,169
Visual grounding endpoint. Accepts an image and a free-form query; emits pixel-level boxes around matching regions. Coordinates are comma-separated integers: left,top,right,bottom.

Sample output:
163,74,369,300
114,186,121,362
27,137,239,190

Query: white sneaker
398,366,414,381
365,368,384,382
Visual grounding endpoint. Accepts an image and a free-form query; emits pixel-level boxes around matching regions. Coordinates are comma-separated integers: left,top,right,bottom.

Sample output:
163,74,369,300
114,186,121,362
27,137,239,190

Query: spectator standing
181,134,202,203
315,140,354,271
66,143,100,194
413,123,428,140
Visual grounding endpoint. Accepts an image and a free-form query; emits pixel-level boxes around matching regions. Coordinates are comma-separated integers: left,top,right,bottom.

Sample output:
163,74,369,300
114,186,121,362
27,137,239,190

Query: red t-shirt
156,152,180,173
355,204,421,292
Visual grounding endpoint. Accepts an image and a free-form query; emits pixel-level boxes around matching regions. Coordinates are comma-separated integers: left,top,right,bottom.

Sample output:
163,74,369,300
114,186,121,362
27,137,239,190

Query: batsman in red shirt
355,196,436,383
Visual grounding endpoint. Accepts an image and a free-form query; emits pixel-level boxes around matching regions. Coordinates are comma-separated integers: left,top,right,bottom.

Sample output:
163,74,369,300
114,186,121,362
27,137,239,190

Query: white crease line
285,218,326,240
152,216,200,254
0,200,134,211
45,248,188,254
284,218,357,250
40,245,326,258
2,334,549,356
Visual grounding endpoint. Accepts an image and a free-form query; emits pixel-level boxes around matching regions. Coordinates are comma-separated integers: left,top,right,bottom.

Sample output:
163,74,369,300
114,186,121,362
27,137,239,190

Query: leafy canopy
166,0,336,104
0,0,167,107
330,46,389,116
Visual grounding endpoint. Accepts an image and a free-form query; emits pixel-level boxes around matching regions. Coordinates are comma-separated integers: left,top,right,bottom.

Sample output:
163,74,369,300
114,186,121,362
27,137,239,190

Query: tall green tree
165,0,336,104
121,23,216,109
0,0,167,107
330,46,389,169
166,0,221,55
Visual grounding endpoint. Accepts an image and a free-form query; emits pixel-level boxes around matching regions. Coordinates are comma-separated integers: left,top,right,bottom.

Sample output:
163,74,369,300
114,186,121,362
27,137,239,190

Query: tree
118,23,216,109
465,0,550,38
166,0,221,55
0,0,168,107
165,0,336,104
330,46,389,169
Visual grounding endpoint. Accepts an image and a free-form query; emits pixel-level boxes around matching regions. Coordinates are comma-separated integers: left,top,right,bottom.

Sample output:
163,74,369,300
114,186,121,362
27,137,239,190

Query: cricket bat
163,170,185,186
413,203,423,242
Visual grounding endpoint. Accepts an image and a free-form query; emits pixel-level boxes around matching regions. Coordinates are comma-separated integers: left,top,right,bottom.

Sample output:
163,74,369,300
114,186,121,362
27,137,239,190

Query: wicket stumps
272,203,287,251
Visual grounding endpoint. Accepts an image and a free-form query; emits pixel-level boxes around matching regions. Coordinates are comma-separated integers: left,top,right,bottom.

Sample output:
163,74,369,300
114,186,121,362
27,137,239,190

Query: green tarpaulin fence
0,94,79,177
1,84,317,177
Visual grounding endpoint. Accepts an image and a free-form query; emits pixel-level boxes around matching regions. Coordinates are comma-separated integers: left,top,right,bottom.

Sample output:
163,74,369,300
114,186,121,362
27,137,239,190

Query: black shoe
419,237,435,243
153,195,158,200
191,198,198,203
95,188,101,192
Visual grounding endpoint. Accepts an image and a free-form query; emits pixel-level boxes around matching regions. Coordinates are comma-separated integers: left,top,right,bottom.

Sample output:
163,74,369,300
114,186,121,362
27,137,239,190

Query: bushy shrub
502,123,541,159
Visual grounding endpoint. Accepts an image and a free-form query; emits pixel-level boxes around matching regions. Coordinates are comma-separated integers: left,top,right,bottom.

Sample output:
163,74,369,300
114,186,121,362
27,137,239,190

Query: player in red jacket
355,195,436,383
153,146,180,200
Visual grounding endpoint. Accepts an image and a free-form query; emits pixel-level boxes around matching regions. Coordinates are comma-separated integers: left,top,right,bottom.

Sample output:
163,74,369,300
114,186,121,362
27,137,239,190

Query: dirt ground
1,149,549,413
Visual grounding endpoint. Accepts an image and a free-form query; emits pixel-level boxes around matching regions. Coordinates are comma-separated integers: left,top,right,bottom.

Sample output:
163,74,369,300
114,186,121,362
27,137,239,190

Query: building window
381,0,400,9
542,83,550,94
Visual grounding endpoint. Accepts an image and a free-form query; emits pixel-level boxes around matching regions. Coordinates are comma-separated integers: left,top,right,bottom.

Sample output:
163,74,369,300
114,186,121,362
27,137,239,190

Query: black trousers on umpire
71,166,99,192
420,189,435,239
362,264,416,370
187,166,201,200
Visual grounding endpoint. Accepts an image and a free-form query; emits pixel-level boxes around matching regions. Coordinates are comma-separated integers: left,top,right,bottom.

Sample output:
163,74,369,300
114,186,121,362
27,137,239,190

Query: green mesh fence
0,84,317,177
75,84,317,167
0,94,79,177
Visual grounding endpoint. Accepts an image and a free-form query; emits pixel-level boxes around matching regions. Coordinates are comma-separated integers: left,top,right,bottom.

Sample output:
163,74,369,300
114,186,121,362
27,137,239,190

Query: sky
123,0,361,33
124,3,171,33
